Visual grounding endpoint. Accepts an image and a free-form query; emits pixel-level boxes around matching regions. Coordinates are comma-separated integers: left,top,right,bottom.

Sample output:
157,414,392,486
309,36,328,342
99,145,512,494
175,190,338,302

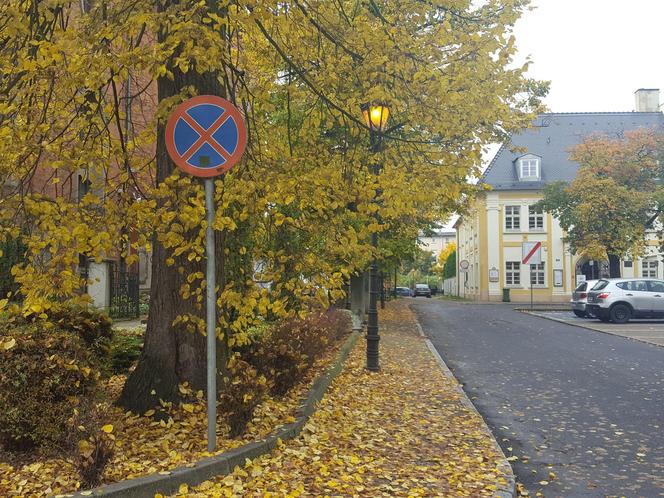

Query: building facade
417,230,456,259
456,89,664,302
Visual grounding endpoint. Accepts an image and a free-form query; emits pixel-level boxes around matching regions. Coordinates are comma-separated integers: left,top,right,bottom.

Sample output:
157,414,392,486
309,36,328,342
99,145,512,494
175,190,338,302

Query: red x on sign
165,95,247,178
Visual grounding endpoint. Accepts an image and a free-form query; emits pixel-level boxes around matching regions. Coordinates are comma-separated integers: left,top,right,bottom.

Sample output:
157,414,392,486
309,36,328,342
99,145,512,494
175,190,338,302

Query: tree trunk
608,253,621,278
119,16,229,413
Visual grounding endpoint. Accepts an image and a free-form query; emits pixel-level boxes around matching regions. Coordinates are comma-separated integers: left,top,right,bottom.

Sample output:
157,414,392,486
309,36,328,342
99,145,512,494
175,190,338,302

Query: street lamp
361,102,390,371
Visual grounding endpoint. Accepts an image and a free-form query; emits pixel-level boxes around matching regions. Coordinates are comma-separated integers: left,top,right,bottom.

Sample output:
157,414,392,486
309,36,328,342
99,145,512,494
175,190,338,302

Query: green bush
0,323,101,451
20,305,114,362
139,292,150,315
109,328,144,374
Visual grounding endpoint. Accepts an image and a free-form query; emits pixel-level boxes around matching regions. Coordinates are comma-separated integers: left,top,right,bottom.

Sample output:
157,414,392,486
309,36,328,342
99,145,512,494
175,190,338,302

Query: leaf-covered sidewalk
171,300,510,497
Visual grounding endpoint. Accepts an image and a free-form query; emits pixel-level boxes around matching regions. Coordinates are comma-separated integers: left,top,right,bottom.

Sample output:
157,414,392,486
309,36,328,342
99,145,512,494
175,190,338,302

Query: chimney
634,88,660,112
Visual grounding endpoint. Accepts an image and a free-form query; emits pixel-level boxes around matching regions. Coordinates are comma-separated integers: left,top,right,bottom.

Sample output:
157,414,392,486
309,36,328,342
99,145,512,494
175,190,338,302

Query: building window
624,259,633,268
642,260,659,278
505,206,520,230
528,206,544,230
518,157,540,181
530,262,545,285
506,262,520,285
77,174,91,202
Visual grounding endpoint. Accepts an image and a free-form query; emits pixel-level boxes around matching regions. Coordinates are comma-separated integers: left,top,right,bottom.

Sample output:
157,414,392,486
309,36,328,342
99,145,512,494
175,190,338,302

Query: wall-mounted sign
553,269,563,287
576,274,586,286
489,267,499,282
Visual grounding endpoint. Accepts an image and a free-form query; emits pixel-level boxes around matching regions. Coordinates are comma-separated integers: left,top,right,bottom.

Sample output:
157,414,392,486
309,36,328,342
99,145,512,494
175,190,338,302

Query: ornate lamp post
360,102,390,371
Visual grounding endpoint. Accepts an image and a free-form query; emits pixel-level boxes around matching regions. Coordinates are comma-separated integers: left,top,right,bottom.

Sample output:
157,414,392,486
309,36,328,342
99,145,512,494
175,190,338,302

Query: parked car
429,285,439,296
395,286,412,297
570,279,599,318
586,278,664,323
413,283,432,298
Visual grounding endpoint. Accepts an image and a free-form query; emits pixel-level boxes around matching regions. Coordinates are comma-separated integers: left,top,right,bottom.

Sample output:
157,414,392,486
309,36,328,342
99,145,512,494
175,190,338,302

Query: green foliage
41,306,114,361
443,250,457,279
0,323,101,451
402,249,437,276
109,328,144,374
0,237,26,300
139,292,150,316
536,130,664,267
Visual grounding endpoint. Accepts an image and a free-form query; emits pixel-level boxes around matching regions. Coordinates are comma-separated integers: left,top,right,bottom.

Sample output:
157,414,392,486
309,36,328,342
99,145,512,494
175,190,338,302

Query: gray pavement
410,298,664,498
527,310,664,347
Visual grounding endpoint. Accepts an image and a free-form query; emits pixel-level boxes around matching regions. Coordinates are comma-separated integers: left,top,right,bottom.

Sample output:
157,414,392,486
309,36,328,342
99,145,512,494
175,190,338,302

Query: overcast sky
512,0,664,112
443,1,664,228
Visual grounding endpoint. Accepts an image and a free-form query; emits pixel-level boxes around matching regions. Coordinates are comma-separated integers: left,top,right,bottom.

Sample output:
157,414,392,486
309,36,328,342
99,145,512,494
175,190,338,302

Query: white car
570,279,599,318
587,278,664,323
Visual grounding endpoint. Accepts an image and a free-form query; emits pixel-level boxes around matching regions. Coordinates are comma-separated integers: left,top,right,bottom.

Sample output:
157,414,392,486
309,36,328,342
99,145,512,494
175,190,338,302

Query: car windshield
415,284,428,289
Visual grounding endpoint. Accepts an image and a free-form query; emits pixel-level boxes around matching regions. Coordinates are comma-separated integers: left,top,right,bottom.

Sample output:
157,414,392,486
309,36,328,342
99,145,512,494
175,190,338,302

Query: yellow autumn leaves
170,302,509,497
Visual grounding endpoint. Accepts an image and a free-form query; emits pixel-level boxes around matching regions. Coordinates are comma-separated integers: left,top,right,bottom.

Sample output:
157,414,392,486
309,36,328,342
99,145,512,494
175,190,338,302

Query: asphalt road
410,299,664,498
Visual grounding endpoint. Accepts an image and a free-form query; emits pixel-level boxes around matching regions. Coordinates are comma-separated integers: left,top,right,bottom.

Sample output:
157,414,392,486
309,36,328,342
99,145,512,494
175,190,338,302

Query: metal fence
109,265,140,319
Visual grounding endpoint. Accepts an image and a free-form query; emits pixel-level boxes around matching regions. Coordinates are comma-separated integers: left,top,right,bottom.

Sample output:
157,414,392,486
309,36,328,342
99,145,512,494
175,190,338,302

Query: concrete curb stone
412,314,516,498
62,330,361,498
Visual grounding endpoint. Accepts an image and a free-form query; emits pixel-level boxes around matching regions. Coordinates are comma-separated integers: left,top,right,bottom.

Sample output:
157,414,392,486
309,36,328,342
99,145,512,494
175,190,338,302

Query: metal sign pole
165,95,247,454
530,268,534,311
205,178,217,452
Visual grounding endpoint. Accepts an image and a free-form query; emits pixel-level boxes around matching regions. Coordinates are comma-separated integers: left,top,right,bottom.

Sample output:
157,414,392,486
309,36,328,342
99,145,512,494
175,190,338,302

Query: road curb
63,330,361,498
413,316,516,498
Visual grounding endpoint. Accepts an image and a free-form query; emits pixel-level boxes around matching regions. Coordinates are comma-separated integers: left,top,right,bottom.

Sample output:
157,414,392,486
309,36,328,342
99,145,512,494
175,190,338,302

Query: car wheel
610,304,631,324
573,310,586,318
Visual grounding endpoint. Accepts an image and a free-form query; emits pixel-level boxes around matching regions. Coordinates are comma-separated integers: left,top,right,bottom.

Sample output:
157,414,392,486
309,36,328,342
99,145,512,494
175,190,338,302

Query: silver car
570,279,599,318
586,278,664,323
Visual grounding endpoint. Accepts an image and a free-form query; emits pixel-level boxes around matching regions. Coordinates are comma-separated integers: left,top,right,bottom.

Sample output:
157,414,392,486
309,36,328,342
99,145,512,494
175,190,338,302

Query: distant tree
442,249,457,279
536,130,664,277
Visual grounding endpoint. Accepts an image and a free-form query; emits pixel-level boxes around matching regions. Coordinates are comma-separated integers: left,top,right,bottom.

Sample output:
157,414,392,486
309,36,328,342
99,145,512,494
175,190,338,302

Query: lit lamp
361,103,390,132
360,102,390,371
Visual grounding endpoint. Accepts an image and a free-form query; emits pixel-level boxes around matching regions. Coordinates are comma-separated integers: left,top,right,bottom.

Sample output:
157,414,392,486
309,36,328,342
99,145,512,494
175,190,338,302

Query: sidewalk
169,301,511,497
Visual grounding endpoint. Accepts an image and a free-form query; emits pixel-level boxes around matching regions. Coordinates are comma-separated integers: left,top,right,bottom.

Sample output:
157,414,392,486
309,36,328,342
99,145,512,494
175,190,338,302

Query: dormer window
517,154,541,181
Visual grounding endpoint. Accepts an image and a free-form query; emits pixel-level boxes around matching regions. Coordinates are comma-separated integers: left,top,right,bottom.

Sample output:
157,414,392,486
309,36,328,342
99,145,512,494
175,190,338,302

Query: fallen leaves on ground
174,301,508,497
0,333,344,497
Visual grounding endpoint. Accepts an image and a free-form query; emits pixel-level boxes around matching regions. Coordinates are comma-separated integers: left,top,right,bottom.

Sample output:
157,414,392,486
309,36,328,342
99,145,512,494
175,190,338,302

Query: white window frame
528,205,544,231
530,262,545,286
506,261,521,286
519,156,540,181
642,260,659,278
505,205,521,231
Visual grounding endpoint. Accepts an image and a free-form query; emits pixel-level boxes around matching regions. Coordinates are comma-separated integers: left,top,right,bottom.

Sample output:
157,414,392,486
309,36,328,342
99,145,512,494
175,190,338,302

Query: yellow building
455,90,664,302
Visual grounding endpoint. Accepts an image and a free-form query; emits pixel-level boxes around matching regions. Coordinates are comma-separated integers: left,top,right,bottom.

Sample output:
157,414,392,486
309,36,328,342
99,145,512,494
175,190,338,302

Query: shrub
218,356,268,438
246,308,351,397
77,433,115,489
45,305,114,360
0,323,101,451
109,328,144,374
